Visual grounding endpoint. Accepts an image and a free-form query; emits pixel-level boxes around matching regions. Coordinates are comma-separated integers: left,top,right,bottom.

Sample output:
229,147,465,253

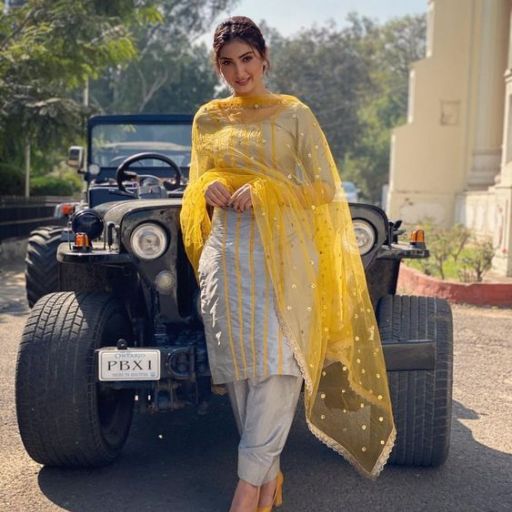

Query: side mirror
68,146,84,171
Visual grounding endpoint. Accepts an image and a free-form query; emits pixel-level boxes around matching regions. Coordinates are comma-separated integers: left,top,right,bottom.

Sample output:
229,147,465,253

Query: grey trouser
226,374,303,486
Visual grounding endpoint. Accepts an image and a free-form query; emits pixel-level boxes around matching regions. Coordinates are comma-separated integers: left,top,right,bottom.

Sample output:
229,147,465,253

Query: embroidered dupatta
180,93,396,478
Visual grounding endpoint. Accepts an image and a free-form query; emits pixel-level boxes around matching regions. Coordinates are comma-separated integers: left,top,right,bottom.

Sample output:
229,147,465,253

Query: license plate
98,348,161,381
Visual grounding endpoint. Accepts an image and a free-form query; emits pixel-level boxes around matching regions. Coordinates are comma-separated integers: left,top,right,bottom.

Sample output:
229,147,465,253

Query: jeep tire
377,295,453,466
16,292,135,467
25,226,64,307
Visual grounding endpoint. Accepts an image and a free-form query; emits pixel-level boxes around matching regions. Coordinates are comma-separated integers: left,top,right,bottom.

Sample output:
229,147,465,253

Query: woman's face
218,39,267,97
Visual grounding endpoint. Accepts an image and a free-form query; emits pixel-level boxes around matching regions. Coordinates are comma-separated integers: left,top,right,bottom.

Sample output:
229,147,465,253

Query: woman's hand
205,181,231,208
229,184,253,212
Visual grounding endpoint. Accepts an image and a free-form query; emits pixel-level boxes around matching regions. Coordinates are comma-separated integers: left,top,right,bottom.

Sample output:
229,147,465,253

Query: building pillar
387,0,484,227
493,4,512,275
466,0,508,189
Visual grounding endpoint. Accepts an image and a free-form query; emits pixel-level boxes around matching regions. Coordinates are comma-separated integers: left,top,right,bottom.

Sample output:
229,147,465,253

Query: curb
397,264,512,307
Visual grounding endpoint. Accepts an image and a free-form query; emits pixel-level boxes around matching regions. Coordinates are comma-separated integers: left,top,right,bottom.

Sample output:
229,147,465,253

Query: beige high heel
256,470,284,511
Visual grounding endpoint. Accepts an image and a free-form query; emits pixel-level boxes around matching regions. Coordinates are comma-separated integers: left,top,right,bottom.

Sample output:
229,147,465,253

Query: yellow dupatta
180,93,396,478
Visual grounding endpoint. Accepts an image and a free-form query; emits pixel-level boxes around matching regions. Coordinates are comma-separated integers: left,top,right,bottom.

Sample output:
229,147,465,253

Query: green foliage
0,0,237,192
89,0,238,114
458,238,494,283
406,220,495,282
1,2,423,205
268,18,376,159
51,161,83,192
406,219,470,279
265,13,426,204
90,39,218,114
449,224,472,262
0,162,24,195
342,14,426,203
30,175,76,196
342,94,403,202
0,0,162,171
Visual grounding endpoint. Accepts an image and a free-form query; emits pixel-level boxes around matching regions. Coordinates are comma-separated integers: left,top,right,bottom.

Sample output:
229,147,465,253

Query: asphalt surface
0,262,511,512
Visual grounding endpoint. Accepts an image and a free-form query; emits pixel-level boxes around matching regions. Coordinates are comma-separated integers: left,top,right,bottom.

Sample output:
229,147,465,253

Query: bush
405,220,495,283
458,238,494,282
0,162,24,195
52,163,83,193
30,175,76,196
1,159,82,197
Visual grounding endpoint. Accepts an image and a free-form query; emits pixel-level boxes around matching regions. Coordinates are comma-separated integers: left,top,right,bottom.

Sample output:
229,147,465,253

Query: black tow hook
167,346,196,380
117,338,128,350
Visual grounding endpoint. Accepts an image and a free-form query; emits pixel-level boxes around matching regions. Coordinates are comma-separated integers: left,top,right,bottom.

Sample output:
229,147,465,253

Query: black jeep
16,114,453,469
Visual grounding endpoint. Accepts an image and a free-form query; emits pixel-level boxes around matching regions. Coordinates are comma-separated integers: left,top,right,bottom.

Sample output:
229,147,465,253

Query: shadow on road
0,265,29,323
34,397,511,512
37,394,239,512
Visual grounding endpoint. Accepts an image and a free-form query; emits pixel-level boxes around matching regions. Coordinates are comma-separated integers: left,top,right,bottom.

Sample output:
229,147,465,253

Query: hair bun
213,16,269,72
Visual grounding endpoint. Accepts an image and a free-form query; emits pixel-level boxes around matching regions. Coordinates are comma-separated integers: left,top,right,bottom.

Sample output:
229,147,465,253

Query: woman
180,16,396,512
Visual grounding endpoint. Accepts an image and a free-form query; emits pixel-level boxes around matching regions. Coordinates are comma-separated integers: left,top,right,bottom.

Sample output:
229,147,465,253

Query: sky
203,0,427,42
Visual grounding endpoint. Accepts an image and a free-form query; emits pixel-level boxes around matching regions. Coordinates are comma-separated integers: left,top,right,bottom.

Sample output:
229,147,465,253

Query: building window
440,100,460,126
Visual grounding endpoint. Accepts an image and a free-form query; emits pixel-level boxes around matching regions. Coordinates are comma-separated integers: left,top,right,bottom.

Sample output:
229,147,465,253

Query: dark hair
212,16,269,72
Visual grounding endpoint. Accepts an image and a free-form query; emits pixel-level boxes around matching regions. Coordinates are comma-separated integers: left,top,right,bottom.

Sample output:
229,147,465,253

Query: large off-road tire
377,295,453,466
16,292,135,467
25,226,64,307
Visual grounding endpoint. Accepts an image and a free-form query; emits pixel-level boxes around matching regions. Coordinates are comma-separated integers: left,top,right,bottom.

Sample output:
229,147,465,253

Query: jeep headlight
130,223,168,260
71,209,104,241
352,219,376,255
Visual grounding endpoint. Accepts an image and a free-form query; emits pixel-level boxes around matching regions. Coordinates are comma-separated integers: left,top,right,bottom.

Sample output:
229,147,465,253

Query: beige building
387,0,512,276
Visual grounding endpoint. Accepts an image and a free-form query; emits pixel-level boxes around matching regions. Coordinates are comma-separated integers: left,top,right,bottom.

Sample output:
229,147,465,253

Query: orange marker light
74,232,90,248
61,204,75,216
410,229,425,244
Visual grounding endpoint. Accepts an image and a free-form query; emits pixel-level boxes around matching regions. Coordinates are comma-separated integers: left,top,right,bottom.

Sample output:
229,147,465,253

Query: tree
343,14,426,203
0,0,161,179
0,5,426,202
265,13,426,204
89,0,239,114
267,17,377,159
0,0,238,193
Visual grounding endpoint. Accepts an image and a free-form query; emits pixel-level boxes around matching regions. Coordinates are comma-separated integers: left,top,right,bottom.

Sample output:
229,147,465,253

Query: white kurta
198,206,302,384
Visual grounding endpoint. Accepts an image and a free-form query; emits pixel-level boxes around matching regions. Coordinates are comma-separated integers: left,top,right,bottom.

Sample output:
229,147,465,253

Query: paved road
0,263,511,512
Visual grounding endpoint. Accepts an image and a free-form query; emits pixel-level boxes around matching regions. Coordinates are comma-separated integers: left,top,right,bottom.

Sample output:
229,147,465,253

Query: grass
405,246,487,282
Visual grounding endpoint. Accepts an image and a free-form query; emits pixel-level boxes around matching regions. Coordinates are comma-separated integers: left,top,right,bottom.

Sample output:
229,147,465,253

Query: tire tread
378,294,453,466
16,292,134,467
25,226,64,307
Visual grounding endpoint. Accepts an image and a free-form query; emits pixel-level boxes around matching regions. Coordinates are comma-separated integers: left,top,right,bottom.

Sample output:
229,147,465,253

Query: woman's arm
189,108,214,184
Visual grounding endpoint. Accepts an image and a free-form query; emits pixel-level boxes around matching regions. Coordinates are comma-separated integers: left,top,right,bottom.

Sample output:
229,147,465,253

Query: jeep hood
94,199,183,226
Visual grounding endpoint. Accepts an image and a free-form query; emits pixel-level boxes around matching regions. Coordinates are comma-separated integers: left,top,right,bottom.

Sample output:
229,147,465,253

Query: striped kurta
193,98,326,385
183,94,398,479
198,206,303,384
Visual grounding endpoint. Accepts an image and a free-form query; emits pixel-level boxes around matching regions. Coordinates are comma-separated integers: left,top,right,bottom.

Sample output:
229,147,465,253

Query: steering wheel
115,152,183,192
109,155,146,167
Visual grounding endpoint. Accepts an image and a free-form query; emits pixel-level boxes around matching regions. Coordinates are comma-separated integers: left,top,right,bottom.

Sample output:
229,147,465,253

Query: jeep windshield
90,122,192,179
